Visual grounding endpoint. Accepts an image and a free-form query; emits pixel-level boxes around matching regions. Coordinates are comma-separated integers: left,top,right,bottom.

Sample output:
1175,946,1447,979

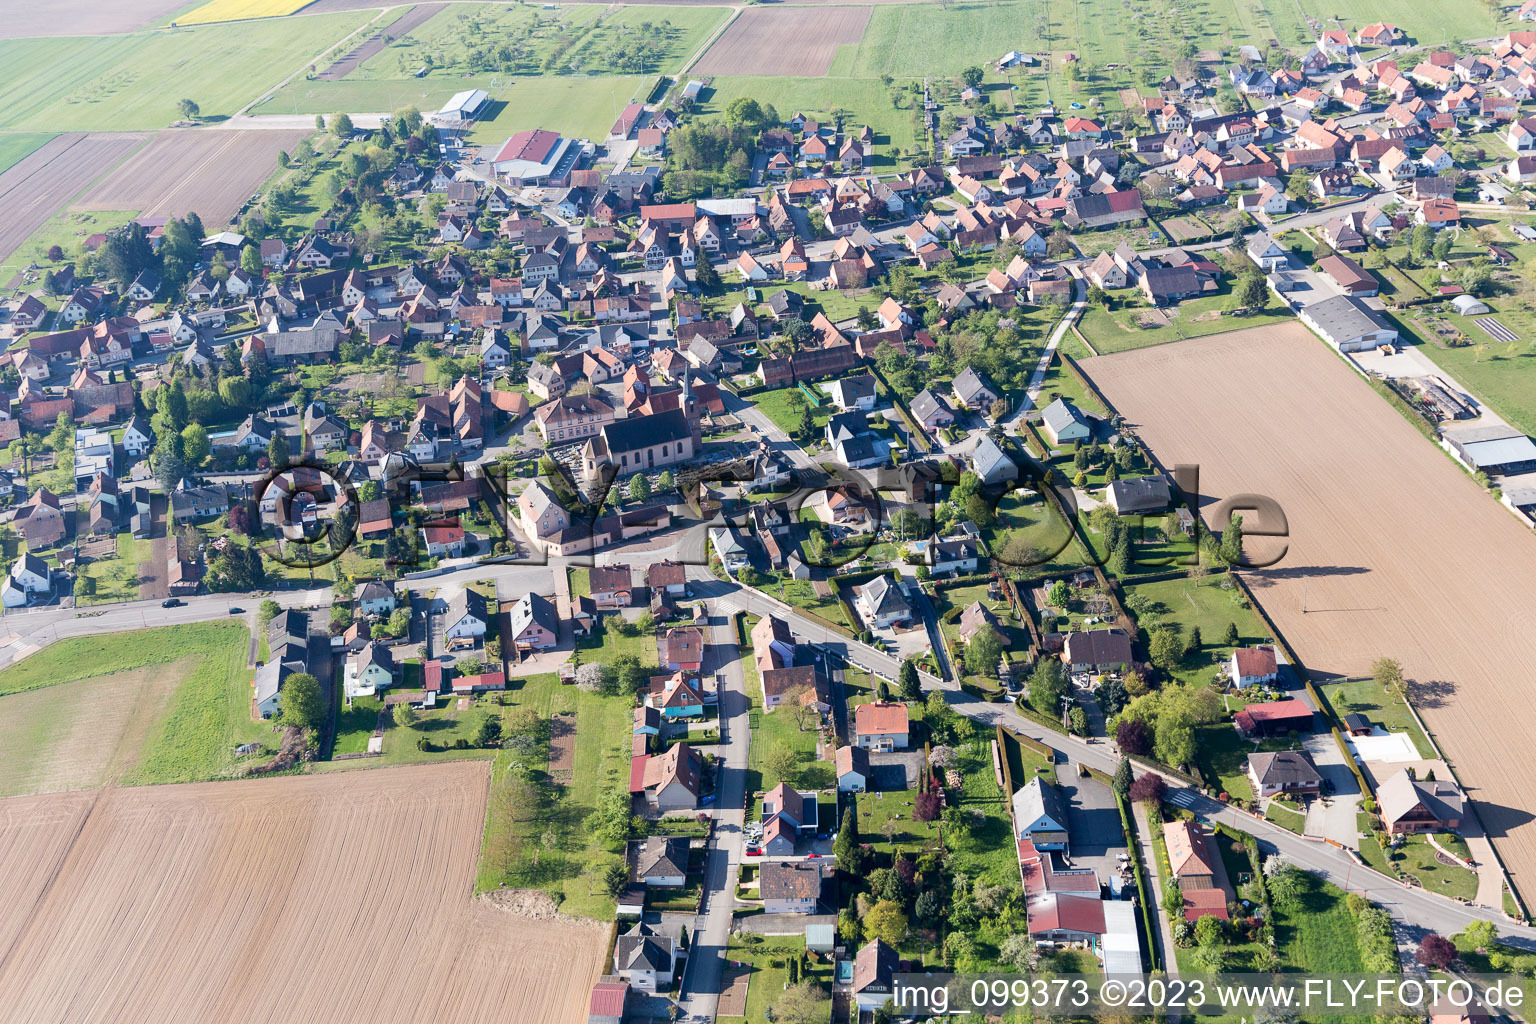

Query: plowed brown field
0,133,146,262
1084,323,1536,893
0,762,604,1024
693,6,872,76
75,127,312,227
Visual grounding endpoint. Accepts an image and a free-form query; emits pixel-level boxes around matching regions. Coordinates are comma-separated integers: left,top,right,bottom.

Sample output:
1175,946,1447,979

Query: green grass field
0,621,276,789
77,531,151,605
1121,575,1272,687
0,133,54,175
474,671,637,920
1076,291,1296,355
5,209,139,271
0,14,374,131
1315,676,1436,759
719,935,833,1024
699,76,920,162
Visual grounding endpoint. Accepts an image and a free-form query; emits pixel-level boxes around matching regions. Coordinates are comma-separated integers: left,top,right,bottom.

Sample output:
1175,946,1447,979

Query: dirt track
318,2,445,78
1084,323,1536,895
75,128,313,227
693,5,871,76
0,762,605,1024
0,133,146,263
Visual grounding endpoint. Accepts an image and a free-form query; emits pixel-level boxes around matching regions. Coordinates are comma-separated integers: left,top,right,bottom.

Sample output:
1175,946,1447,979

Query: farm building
1296,295,1398,352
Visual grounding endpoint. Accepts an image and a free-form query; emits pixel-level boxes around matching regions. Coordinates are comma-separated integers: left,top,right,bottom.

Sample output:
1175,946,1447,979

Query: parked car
162,598,182,608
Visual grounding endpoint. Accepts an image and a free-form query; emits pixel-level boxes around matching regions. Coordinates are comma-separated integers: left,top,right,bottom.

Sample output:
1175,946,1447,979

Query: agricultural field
315,3,444,79
1083,321,1536,896
694,7,872,78
0,621,272,789
0,763,607,1024
0,133,54,175
0,133,146,264
176,0,317,25
75,127,312,226
0,0,190,38
0,13,374,132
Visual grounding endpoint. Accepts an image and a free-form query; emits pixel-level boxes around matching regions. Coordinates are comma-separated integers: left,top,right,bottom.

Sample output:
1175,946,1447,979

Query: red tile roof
855,701,909,737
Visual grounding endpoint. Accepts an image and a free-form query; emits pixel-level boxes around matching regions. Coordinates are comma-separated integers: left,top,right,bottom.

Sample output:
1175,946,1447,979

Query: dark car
228,607,243,615
161,598,182,608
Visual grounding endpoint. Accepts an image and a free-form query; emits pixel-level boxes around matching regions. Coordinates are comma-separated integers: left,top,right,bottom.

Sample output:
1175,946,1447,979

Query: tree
280,672,324,730
602,862,629,897
267,432,291,471
258,599,281,626
331,112,355,137
770,981,831,1024
694,256,720,292
1116,718,1151,755
1113,757,1133,796
1087,285,1108,308
180,423,210,467
1027,657,1067,717
898,658,921,701
1069,706,1089,735
964,625,1005,678
586,787,635,848
177,98,200,120
315,114,326,131
1462,918,1498,954
961,65,985,89
1233,272,1268,311
627,474,652,503
1128,772,1166,805
1220,512,1244,565
1000,934,1039,973
1149,625,1184,671
766,742,801,787
1155,703,1196,767
475,715,503,747
575,662,608,692
1224,621,1239,646
1265,864,1304,911
1194,914,1225,947
656,469,675,493
863,900,908,946
1186,625,1202,655
876,679,890,701
239,244,262,276
915,790,941,821
393,702,417,727
1373,656,1406,701
1108,532,1132,578
1047,580,1071,607
833,805,859,864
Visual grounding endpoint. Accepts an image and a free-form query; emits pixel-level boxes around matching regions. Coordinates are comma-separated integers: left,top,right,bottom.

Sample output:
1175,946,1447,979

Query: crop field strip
0,132,148,264
0,763,607,1024
0,12,374,133
74,127,314,226
1084,323,1536,895
0,0,191,38
317,2,446,79
693,6,872,78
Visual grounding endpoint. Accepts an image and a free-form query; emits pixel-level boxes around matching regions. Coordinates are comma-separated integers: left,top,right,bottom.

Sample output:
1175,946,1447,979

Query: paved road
6,549,1527,950
676,601,752,1020
695,576,1533,948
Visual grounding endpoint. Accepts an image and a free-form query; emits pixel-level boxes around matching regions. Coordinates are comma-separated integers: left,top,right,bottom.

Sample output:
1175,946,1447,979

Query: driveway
1302,732,1362,850
1058,767,1129,886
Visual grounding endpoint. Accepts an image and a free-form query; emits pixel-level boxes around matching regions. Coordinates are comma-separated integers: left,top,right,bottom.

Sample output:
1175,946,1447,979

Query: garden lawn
1388,834,1479,902
0,14,375,131
747,697,826,793
1120,575,1274,687
719,935,832,1024
1315,676,1435,759
1264,799,1306,834
474,671,637,920
1404,308,1536,439
1076,290,1295,355
77,531,151,605
751,385,830,439
946,736,1026,888
1275,872,1366,983
698,76,919,166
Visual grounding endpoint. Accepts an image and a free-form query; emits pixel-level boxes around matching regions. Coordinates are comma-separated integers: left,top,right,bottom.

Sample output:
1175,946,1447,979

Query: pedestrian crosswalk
1167,789,1198,808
